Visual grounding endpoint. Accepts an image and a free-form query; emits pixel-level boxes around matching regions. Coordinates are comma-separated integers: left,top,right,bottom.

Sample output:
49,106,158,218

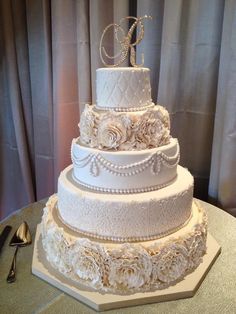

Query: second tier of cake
57,165,193,242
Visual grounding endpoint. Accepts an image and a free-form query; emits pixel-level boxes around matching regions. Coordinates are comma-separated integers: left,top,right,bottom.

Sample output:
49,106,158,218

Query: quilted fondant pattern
96,68,152,108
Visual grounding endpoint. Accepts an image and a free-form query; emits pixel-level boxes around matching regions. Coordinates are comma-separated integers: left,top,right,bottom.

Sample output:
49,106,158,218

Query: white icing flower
79,104,171,151
184,231,207,269
119,139,136,150
151,243,189,284
156,105,170,129
70,238,106,287
42,227,72,274
42,199,57,237
195,214,208,235
159,129,171,146
107,244,152,290
121,115,133,128
135,112,166,148
97,116,127,149
79,104,98,146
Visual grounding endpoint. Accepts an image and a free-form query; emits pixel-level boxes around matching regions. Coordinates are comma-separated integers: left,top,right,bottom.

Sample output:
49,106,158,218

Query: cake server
0,225,12,256
6,221,32,283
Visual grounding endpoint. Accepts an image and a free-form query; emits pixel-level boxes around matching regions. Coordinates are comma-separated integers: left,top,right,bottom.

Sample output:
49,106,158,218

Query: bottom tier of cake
41,195,207,294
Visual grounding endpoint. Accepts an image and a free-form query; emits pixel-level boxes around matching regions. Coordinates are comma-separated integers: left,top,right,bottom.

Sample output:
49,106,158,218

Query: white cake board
32,225,221,312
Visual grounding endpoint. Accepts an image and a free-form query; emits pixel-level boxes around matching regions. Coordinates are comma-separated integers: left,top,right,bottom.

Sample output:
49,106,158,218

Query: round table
0,199,235,313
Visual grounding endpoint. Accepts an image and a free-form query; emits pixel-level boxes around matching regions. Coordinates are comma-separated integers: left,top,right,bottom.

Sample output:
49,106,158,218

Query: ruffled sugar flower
156,105,171,130
184,230,207,269
97,115,127,149
70,238,106,287
41,195,57,239
118,115,137,150
107,244,152,290
42,226,72,274
79,104,98,146
151,243,189,284
135,112,166,148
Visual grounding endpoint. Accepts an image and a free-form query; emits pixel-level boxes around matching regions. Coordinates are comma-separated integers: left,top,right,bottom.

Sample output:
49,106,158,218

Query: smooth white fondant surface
71,138,179,193
96,68,152,109
57,165,193,241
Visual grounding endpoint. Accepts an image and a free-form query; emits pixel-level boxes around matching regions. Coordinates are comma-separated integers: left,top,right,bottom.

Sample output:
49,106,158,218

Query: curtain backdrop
0,0,235,219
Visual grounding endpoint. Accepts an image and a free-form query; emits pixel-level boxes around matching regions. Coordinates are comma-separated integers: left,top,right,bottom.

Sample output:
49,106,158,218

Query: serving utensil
7,221,32,283
0,225,12,257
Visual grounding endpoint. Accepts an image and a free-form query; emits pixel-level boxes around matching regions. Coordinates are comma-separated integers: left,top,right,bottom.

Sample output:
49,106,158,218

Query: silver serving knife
0,226,12,256
6,221,32,283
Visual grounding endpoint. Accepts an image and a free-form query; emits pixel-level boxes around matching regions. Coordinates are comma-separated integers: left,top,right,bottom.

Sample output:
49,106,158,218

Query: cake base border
32,224,221,312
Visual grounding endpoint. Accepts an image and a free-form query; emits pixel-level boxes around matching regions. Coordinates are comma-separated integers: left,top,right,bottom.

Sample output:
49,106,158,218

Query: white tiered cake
41,67,207,293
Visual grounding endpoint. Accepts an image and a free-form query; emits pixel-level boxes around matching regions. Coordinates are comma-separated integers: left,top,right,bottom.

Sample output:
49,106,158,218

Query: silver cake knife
0,226,12,256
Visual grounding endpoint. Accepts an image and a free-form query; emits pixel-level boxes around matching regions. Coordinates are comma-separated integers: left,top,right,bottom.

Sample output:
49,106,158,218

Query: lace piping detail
56,203,193,243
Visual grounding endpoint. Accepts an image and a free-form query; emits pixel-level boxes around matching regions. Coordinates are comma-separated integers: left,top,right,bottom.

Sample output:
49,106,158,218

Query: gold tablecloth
0,199,235,314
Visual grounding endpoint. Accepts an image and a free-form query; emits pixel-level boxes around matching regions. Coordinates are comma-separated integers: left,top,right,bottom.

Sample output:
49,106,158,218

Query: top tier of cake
96,67,152,110
80,67,171,151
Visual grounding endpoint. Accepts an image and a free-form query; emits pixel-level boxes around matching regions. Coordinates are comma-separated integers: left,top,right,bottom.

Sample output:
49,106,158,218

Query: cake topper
99,15,152,67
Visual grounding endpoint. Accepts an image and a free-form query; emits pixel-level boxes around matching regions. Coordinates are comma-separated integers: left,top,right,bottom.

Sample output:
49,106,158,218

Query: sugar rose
97,116,127,149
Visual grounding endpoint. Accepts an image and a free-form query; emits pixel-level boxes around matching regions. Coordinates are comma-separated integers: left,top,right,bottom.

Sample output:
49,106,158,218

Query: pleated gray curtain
0,0,235,219
137,0,236,215
0,0,36,218
208,0,236,216
0,0,129,219
137,0,224,198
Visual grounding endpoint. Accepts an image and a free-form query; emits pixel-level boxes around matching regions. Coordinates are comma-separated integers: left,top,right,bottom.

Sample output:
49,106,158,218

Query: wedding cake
41,16,207,294
41,65,207,293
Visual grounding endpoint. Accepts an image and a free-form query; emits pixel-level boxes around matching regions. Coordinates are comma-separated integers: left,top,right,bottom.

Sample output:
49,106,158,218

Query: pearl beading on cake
95,102,154,112
71,142,180,178
72,174,177,194
56,203,193,242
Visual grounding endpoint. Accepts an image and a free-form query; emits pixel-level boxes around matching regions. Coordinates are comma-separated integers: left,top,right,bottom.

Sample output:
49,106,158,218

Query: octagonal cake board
32,224,221,312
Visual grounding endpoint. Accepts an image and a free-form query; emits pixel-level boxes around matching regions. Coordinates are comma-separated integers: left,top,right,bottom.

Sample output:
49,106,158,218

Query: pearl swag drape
0,0,235,219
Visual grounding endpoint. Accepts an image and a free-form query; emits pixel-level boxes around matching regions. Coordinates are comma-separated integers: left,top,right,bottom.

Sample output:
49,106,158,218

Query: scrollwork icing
100,16,152,67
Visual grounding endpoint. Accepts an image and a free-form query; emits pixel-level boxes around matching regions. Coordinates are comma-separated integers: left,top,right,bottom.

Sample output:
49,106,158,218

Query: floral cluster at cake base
41,195,207,294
